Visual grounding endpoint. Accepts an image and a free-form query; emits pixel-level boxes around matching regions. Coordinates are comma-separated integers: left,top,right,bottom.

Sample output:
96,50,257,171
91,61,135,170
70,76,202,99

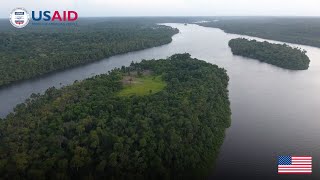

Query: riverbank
1,23,320,179
0,22,178,87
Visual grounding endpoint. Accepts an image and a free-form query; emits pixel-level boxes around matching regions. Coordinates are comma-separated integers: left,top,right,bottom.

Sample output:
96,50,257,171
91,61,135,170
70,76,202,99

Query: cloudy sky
1,0,320,18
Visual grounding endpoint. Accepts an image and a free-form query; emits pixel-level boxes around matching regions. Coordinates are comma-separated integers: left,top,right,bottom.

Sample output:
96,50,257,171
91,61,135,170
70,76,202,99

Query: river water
1,23,320,179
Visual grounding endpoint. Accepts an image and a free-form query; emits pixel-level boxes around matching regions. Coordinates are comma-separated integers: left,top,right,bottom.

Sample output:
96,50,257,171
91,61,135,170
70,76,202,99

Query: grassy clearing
118,75,166,97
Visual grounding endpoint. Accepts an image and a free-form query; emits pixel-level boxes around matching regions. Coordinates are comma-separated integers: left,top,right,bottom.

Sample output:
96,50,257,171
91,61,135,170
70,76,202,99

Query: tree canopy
0,54,231,179
228,38,310,70
0,21,178,87
197,17,320,48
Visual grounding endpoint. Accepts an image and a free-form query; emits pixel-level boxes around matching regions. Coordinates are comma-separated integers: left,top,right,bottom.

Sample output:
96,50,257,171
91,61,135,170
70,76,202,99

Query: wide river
1,24,320,179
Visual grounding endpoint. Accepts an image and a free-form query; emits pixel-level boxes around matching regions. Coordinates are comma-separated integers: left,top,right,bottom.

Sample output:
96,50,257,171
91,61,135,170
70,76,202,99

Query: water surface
1,24,320,179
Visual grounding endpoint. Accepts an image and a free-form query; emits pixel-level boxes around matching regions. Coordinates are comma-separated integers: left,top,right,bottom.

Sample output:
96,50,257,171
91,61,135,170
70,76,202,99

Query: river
1,23,320,179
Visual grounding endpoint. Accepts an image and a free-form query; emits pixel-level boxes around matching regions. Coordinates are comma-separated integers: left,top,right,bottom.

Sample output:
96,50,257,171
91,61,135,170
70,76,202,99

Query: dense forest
0,54,231,179
228,38,310,70
0,20,178,87
197,17,320,48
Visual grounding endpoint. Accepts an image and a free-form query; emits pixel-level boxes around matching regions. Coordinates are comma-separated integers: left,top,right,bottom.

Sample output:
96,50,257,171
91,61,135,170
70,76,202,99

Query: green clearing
118,75,166,97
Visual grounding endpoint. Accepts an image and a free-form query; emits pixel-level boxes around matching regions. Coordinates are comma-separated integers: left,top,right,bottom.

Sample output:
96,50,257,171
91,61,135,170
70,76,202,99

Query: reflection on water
1,24,320,179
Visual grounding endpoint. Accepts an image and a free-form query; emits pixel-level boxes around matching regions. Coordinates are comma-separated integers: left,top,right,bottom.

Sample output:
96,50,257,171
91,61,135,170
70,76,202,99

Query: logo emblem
9,8,30,28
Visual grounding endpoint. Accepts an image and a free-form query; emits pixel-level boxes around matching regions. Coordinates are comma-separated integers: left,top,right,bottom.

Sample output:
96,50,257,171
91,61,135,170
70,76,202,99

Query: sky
1,0,320,18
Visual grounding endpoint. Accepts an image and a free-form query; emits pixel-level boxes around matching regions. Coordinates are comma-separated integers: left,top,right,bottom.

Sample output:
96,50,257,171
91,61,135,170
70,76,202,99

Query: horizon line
1,15,320,19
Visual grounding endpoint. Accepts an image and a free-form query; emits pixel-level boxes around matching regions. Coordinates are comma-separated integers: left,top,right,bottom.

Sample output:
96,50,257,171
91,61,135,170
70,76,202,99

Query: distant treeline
197,17,320,48
0,21,178,87
0,54,231,179
228,38,310,70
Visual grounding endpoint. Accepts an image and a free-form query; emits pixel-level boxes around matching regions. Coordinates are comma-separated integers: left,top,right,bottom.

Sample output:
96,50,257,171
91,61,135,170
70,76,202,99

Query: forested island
228,38,310,70
196,17,320,48
0,20,178,87
0,54,231,179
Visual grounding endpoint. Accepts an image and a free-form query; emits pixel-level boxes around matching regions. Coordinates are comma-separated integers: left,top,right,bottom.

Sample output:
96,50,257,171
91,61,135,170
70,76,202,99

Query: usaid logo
10,8,78,28
9,8,30,28
32,11,78,21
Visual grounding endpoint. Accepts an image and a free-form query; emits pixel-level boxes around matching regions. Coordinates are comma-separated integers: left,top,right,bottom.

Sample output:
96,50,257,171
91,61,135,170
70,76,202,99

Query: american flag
278,156,312,174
